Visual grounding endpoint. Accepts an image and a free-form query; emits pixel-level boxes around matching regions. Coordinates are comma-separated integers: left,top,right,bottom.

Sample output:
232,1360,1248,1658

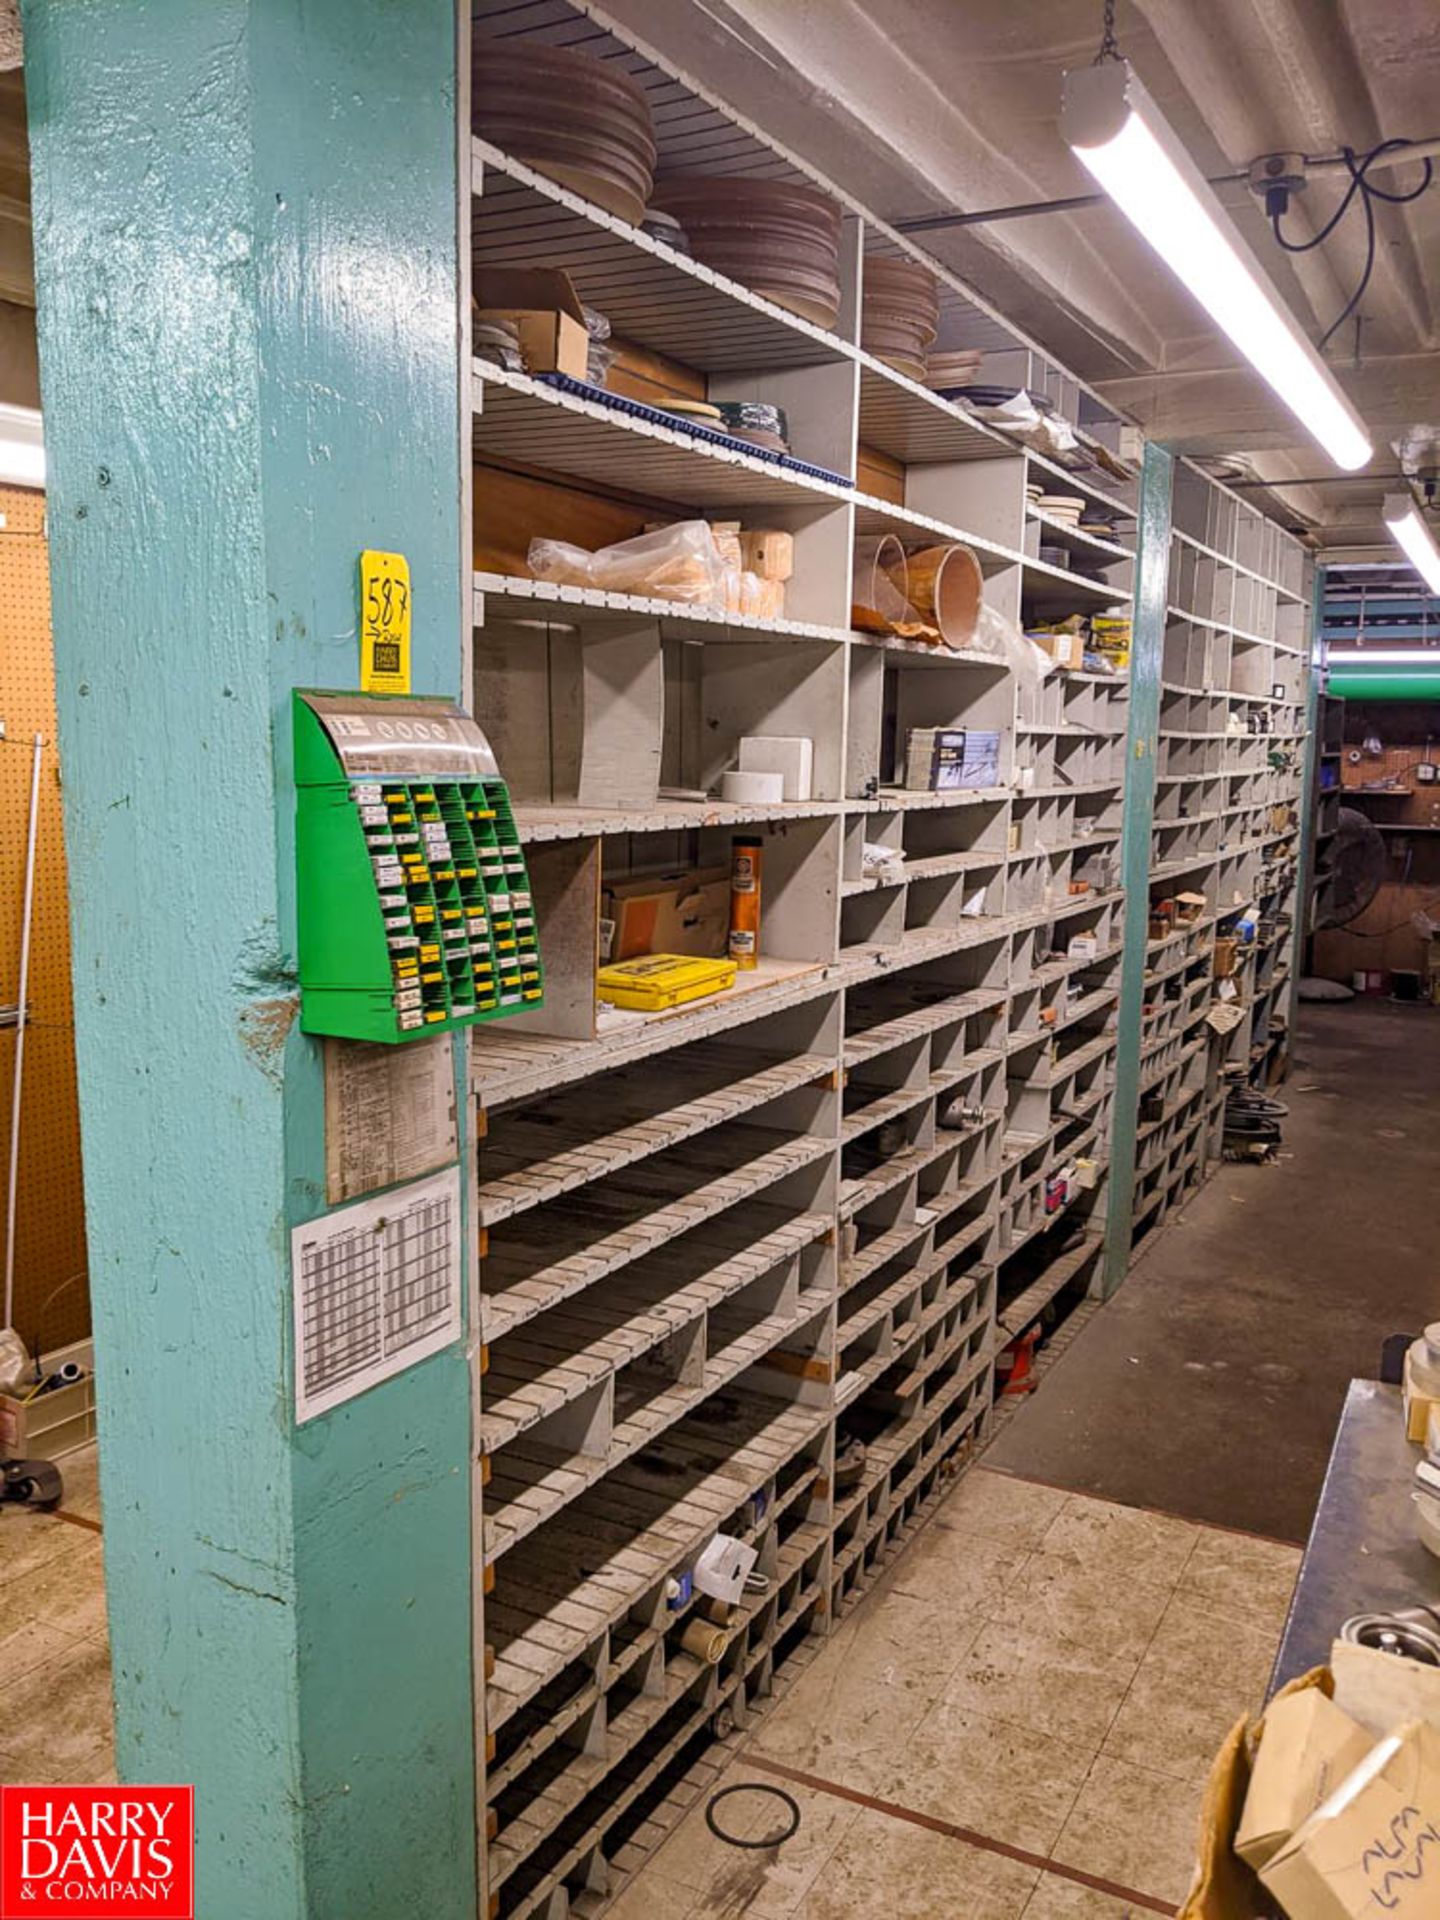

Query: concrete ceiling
601,0,1440,553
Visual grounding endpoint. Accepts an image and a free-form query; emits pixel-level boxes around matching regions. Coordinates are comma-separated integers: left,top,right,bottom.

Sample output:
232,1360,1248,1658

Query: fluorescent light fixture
1061,62,1373,473
0,402,44,489
1326,649,1440,665
1383,493,1440,595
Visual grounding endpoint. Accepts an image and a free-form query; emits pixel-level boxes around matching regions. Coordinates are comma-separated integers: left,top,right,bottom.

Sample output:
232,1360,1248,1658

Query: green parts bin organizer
294,691,543,1042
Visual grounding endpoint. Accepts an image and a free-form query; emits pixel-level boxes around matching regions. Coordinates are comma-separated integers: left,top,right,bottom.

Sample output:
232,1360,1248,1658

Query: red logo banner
0,1787,194,1918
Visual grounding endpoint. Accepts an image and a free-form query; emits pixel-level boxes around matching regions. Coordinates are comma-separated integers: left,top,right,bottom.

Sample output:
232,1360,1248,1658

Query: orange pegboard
0,483,89,1354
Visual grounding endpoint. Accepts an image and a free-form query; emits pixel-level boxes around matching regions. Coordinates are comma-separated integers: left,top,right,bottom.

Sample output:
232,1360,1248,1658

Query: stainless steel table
1269,1377,1439,1694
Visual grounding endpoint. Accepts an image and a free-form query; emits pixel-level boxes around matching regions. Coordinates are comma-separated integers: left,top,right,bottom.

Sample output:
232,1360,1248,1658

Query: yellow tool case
596,953,738,1011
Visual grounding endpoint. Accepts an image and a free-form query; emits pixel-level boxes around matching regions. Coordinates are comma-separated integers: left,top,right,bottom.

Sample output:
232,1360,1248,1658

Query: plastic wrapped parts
528,520,728,604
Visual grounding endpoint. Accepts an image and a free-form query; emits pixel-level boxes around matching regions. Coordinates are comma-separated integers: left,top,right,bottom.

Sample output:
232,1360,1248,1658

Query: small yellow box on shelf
597,954,737,1012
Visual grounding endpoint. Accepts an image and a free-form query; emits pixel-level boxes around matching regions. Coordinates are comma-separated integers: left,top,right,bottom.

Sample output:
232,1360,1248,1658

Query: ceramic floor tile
637,1760,854,1908
883,1695,1094,1854
690,1776,859,1918
788,1805,1039,1920
1102,1595,1273,1784
940,1614,1140,1751
0,1510,93,1587
885,1516,1031,1615
1021,1871,1140,1918
998,1549,1175,1666
937,1468,1072,1550
5,1533,107,1642
1052,1753,1204,1908
53,1446,102,1525
0,1636,113,1782
1039,1495,1201,1593
0,1615,79,1683
1181,1527,1300,1634
606,1876,699,1920
747,1592,984,1791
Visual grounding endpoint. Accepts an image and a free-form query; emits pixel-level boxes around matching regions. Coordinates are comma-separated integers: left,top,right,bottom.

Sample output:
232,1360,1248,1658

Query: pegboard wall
0,482,89,1354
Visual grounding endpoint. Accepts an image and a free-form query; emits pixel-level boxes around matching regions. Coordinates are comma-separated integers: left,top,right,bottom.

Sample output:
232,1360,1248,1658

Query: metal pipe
895,134,1440,232
4,731,42,1334
1226,474,1409,488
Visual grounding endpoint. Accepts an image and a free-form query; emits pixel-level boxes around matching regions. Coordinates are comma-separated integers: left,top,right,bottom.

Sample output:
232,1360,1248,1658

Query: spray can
728,835,763,969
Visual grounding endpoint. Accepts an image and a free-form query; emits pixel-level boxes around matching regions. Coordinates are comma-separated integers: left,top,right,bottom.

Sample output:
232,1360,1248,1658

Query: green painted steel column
22,5,476,1917
1102,443,1173,1296
1287,566,1326,1054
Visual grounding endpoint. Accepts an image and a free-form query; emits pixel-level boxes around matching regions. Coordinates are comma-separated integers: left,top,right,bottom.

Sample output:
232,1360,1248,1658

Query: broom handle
4,730,43,1334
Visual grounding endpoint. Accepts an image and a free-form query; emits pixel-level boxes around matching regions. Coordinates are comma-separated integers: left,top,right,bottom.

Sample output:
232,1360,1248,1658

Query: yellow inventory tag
359,549,412,693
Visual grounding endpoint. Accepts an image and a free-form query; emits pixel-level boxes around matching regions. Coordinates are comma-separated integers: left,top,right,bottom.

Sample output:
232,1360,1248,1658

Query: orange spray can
728,835,763,969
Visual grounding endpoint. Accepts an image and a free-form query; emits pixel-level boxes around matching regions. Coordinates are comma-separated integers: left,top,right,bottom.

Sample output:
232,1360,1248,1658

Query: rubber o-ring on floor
704,1781,802,1850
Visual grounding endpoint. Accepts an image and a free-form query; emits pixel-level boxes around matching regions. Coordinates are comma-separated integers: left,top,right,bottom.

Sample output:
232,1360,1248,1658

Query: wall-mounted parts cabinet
294,691,543,1041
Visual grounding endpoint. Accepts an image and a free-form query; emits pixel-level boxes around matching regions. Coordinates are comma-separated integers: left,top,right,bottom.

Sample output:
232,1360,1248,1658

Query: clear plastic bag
528,520,728,605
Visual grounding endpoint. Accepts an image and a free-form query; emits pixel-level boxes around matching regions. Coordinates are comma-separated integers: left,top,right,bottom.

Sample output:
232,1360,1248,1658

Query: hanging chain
1094,0,1122,63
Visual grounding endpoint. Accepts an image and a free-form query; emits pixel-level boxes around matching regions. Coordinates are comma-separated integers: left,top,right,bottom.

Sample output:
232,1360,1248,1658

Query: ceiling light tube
1061,62,1373,473
1325,649,1440,665
1382,493,1440,595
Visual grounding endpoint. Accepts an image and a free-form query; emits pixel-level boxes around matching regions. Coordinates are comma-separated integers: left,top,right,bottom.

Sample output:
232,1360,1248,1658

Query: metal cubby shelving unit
1129,462,1312,1250
459,8,1315,1916
1310,688,1345,938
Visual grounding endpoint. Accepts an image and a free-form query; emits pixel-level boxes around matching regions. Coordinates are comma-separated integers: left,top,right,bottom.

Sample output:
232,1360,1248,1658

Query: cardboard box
1235,1688,1374,1870
904,727,1001,792
1033,627,1085,670
604,867,731,961
1175,890,1208,924
1214,936,1239,979
740,529,794,581
1261,1719,1440,1920
474,267,589,379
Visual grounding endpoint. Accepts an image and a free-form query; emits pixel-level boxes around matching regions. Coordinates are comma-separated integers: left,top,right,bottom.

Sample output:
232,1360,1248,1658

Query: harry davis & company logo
0,1786,193,1916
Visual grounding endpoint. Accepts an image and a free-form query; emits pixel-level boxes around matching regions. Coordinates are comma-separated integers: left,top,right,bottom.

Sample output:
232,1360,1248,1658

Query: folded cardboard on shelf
474,267,589,379
603,866,731,962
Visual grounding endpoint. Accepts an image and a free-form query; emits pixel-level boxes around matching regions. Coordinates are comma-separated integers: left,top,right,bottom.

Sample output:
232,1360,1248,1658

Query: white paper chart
292,1164,462,1422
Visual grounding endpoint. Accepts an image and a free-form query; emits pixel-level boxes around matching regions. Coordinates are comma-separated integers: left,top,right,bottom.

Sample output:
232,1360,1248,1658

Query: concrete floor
989,999,1440,1543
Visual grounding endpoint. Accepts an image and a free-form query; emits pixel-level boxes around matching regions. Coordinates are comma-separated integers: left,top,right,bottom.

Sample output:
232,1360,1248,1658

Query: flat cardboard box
1261,1719,1440,1920
474,267,589,379
1235,1688,1374,1869
604,867,731,961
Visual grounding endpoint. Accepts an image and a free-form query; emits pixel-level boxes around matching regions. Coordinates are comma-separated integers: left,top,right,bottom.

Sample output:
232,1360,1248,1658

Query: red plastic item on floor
996,1323,1041,1396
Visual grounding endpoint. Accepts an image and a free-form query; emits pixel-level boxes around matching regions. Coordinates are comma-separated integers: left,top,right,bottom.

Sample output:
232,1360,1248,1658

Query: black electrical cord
1270,139,1434,351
